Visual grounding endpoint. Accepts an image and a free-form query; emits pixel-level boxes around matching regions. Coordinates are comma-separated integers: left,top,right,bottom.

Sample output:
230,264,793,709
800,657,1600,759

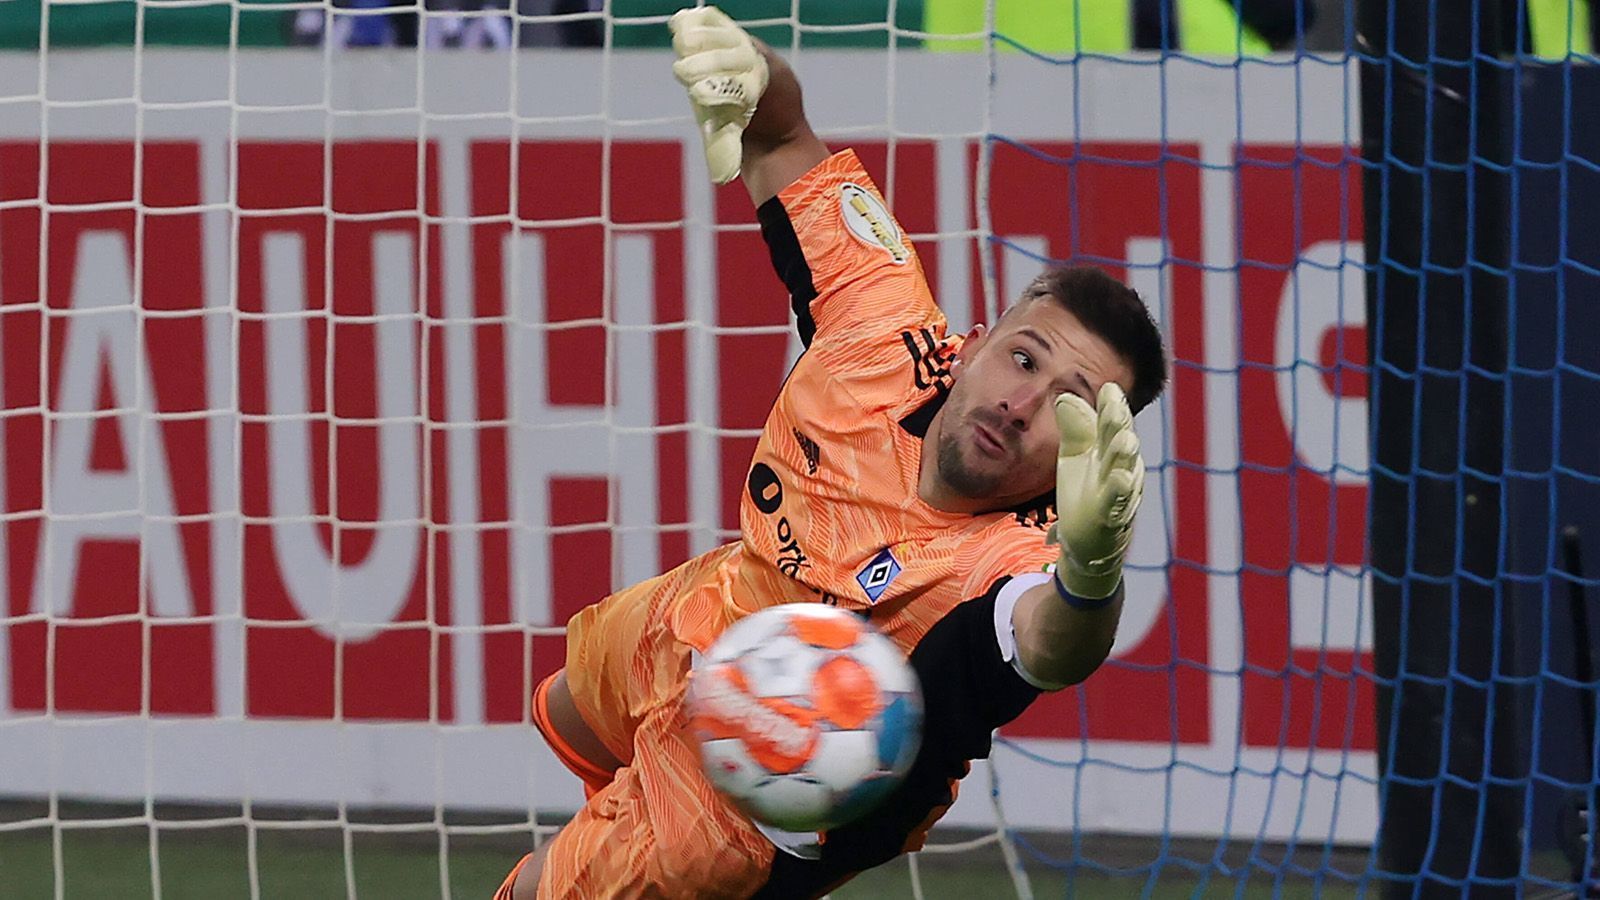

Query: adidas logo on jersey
792,428,821,475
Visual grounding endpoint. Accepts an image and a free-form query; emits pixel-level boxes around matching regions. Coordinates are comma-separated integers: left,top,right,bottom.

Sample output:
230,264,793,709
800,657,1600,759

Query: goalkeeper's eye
1012,349,1036,372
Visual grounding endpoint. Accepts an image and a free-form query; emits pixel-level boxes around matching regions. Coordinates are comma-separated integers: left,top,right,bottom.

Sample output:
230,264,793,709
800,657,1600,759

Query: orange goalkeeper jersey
667,150,1058,657
544,151,1062,897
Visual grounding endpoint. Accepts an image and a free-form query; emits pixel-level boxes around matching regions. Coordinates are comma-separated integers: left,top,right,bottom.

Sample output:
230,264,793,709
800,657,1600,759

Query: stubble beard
936,420,1002,500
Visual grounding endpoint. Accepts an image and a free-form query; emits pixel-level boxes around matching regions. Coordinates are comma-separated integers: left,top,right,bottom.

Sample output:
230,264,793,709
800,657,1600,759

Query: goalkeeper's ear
950,324,988,381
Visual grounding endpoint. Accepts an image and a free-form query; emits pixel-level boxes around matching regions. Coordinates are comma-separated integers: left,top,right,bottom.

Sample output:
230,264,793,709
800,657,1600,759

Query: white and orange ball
685,604,923,832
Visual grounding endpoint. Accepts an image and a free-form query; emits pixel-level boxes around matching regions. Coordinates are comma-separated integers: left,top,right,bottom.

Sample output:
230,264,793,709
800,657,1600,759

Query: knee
496,847,545,900
546,672,624,772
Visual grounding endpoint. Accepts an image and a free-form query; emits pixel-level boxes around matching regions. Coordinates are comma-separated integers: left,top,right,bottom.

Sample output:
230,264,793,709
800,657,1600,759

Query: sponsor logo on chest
748,462,809,577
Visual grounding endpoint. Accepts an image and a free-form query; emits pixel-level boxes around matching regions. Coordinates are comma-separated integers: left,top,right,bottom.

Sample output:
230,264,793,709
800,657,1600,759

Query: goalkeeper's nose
999,381,1052,431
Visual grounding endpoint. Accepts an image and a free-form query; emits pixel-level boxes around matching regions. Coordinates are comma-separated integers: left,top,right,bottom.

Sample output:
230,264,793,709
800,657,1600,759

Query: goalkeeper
498,7,1166,898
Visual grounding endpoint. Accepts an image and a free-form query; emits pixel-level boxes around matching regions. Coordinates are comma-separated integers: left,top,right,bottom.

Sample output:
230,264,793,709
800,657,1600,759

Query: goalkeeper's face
935,300,1133,508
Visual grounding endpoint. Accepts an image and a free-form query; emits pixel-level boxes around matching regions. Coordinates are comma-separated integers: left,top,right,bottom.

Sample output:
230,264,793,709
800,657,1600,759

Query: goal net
0,0,1445,896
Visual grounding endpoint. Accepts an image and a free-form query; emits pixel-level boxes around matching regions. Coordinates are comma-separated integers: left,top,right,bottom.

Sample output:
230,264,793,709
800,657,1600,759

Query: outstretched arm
1011,383,1144,688
751,388,1147,892
737,40,829,204
670,7,829,204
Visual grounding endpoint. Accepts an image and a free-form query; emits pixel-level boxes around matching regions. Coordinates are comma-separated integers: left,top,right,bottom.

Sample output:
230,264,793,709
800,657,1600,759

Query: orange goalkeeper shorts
535,546,778,898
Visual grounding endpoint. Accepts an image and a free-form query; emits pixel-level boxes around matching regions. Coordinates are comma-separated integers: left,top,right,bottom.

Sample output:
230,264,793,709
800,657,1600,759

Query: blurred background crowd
6,0,1597,57
0,0,1371,54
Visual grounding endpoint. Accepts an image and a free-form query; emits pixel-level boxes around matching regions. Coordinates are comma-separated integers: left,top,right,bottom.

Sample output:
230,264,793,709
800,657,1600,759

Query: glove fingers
669,6,741,50
1111,456,1146,528
674,29,743,59
687,79,756,113
1054,392,1097,458
1095,382,1133,451
668,5,734,30
1099,427,1140,483
1103,468,1135,516
1056,453,1091,507
673,48,760,88
672,24,747,56
701,120,744,185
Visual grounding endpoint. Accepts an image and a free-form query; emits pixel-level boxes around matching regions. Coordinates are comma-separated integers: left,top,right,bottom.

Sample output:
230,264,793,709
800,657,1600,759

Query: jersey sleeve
756,150,938,348
750,578,1042,899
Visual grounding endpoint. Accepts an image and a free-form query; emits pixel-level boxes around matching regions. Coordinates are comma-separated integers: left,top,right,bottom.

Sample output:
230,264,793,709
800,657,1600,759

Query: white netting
0,4,1017,897
0,1,1376,897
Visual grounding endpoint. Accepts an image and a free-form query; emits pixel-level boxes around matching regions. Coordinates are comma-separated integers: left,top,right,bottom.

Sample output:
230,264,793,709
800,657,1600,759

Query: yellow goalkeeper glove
1052,383,1146,601
669,5,769,186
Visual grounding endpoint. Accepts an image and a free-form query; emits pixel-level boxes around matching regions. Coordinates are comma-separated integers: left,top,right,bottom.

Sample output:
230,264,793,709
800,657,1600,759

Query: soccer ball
685,603,923,833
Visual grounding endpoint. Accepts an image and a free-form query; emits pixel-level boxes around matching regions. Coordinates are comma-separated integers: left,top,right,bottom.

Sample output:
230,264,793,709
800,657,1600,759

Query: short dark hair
1013,266,1168,415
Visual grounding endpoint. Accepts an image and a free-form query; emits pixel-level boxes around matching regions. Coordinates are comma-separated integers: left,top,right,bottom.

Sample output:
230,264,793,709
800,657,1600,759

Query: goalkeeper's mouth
972,422,1010,459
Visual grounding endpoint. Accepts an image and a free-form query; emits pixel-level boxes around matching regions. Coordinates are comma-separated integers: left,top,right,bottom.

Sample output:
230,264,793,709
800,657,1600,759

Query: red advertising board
0,136,1370,757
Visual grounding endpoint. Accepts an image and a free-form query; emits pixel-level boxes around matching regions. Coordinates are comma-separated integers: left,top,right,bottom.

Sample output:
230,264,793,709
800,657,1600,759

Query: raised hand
1052,382,1145,600
669,6,770,185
